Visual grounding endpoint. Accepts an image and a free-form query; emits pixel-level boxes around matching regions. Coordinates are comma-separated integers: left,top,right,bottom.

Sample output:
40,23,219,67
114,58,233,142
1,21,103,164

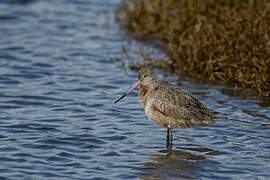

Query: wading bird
115,68,215,149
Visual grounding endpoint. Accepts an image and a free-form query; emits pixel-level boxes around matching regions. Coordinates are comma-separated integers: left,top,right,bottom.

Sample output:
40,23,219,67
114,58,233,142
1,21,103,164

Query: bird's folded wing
152,85,214,122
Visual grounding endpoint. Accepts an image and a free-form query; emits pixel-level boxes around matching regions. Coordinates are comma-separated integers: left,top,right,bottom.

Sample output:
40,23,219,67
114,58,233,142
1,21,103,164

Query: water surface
0,0,269,179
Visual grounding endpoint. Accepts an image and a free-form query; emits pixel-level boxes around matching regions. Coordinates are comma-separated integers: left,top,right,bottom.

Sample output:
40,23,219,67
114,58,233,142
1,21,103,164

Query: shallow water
0,0,269,179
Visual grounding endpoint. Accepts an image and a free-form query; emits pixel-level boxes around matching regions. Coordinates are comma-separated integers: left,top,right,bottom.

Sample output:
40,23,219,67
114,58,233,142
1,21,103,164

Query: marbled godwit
115,68,215,149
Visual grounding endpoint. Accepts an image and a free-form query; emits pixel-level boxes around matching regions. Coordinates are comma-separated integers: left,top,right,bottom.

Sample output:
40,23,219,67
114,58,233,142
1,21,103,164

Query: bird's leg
166,126,170,149
170,128,173,146
166,126,173,150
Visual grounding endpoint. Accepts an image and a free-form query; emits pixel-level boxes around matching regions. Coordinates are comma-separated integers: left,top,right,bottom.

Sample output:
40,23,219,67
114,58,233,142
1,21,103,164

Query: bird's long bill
114,80,141,103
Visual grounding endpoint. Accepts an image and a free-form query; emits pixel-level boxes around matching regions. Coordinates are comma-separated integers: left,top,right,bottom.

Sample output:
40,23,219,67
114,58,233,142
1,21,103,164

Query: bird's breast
144,97,154,118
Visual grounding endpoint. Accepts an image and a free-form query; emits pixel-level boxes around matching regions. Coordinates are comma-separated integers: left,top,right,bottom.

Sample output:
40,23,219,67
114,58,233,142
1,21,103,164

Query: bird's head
138,68,155,88
114,68,155,103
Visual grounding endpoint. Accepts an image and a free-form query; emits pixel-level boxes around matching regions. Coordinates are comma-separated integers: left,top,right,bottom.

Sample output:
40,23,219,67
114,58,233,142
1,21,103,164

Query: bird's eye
143,74,147,78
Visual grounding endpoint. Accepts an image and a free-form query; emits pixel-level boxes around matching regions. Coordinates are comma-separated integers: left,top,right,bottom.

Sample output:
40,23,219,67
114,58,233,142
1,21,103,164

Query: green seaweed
117,0,270,94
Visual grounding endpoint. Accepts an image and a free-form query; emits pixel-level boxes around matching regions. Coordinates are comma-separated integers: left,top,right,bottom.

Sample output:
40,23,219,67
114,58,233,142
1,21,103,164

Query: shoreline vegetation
117,0,270,95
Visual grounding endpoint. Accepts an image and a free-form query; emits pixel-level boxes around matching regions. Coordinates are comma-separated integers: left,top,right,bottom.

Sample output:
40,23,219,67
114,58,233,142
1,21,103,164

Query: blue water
0,0,269,179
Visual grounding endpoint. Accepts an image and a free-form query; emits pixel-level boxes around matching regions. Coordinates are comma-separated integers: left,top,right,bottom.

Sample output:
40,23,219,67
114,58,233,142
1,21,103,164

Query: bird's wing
152,84,214,123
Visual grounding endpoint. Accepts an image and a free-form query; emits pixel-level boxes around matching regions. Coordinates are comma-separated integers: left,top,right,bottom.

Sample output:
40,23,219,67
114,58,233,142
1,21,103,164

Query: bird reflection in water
138,148,208,179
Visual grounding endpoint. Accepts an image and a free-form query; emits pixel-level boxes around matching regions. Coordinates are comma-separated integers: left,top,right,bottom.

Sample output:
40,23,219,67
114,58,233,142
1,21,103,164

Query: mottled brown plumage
138,68,215,128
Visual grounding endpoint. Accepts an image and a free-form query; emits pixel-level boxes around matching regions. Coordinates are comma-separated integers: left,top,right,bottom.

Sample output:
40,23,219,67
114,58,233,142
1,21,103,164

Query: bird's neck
139,86,148,107
139,79,158,107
